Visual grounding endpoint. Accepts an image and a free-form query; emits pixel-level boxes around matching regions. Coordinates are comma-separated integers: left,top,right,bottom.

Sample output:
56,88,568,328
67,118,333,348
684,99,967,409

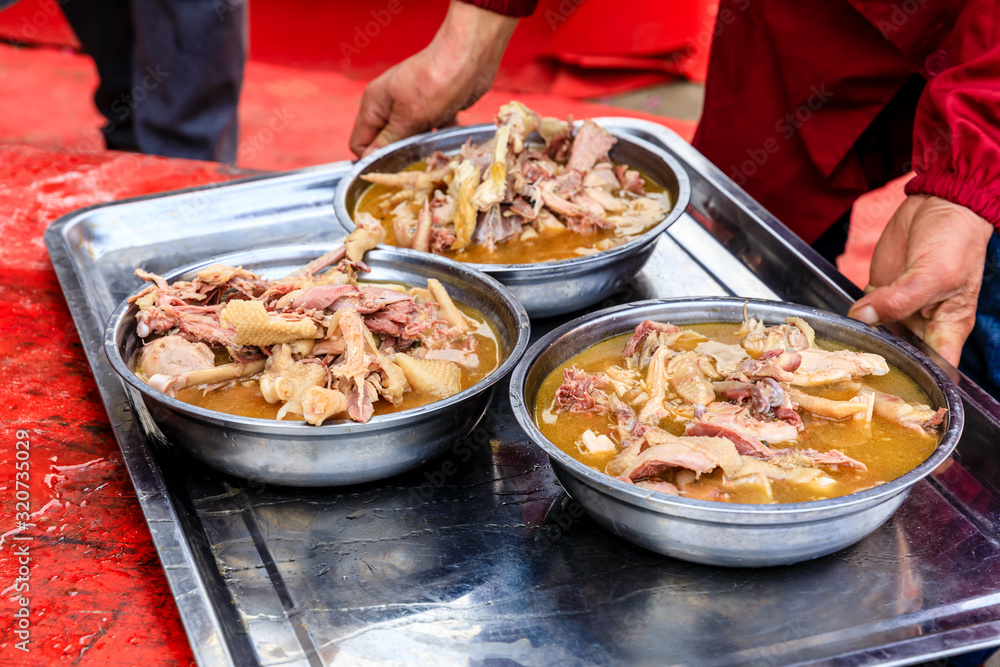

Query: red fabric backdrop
0,0,715,94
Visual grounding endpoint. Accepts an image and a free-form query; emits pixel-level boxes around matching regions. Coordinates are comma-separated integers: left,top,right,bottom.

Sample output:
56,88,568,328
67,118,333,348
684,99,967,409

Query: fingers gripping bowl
335,121,692,317
510,298,963,566
105,245,530,487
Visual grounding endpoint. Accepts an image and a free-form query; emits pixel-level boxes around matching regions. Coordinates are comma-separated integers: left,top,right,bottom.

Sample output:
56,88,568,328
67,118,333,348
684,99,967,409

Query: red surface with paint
0,146,241,665
0,42,696,172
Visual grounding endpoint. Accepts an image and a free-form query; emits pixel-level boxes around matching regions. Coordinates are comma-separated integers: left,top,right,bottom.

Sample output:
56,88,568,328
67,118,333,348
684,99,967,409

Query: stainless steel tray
45,119,1000,666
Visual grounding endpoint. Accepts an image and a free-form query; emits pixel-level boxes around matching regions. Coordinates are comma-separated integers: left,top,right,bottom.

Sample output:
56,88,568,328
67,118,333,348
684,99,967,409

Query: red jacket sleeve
458,0,539,18
904,1,1000,230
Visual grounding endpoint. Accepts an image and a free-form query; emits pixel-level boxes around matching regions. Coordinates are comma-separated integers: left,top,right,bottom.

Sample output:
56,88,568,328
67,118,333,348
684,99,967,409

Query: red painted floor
0,41,696,172
0,146,242,665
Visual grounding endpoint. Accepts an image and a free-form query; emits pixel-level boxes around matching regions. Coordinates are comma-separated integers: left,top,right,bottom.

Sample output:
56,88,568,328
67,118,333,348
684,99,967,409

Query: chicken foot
148,359,266,397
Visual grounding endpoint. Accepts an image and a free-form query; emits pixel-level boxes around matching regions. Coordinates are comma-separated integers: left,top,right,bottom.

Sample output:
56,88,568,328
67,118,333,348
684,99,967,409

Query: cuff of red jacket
905,171,1000,231
458,0,538,17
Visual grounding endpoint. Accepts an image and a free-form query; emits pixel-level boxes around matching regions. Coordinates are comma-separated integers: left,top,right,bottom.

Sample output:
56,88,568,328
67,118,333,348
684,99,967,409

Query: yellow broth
170,300,501,422
354,159,671,265
534,323,940,504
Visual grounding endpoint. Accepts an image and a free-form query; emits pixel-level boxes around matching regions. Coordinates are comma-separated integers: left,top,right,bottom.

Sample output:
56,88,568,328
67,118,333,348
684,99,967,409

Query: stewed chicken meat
536,316,946,504
129,220,500,425
354,101,673,264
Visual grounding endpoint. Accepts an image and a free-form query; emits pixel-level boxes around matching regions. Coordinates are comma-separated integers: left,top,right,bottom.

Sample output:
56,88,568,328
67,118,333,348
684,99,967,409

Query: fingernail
851,305,880,325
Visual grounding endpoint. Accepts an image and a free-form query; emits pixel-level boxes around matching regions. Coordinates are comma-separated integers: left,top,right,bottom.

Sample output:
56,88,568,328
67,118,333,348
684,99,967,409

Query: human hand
848,194,995,366
349,1,518,158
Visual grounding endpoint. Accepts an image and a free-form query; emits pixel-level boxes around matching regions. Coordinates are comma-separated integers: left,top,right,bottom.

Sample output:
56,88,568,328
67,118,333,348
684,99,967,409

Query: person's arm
349,0,533,157
848,3,1000,366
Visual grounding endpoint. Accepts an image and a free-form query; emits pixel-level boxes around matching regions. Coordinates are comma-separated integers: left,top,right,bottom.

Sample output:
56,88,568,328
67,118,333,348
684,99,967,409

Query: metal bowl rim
510,296,964,519
333,122,692,274
104,243,531,435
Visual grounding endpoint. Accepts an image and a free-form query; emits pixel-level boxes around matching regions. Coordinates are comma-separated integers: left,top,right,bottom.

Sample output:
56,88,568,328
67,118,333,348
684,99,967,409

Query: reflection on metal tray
46,118,1000,666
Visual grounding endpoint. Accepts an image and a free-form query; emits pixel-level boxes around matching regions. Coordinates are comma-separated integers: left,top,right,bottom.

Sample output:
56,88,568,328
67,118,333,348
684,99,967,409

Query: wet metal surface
45,121,1000,666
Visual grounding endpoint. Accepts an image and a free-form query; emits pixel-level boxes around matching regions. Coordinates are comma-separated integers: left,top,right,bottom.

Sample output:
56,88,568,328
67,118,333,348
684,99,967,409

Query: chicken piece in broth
355,101,674,265
535,315,945,504
128,225,501,425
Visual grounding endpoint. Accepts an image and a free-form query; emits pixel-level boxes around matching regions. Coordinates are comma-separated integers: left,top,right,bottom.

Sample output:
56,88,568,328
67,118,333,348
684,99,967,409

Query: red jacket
465,0,1000,242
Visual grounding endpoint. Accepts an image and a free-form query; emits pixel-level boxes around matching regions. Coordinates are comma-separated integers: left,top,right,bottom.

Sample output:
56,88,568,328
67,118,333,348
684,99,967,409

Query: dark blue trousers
59,0,246,163
960,234,1000,400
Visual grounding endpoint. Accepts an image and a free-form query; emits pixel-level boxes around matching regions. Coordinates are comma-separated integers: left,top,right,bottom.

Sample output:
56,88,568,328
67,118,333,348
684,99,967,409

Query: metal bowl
334,123,692,317
105,244,530,487
510,298,964,567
